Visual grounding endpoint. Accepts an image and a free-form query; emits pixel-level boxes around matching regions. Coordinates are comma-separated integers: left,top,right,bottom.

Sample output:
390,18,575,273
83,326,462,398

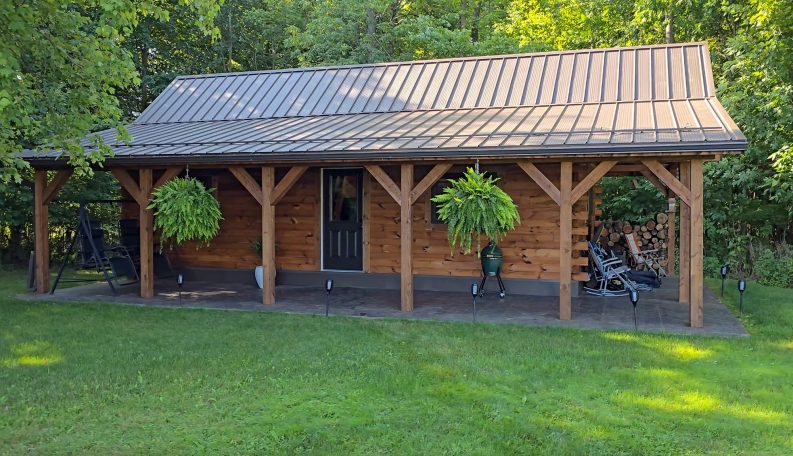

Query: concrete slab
22,277,748,337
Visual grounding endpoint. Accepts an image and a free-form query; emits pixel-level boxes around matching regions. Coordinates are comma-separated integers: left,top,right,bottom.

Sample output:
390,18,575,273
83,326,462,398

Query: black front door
323,168,363,270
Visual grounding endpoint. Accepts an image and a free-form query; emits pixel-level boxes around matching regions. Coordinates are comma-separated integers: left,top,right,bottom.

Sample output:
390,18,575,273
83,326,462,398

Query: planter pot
254,266,276,289
480,242,503,277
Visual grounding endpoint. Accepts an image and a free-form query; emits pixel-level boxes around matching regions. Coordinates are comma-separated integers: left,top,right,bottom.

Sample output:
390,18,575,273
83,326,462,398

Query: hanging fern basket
147,177,222,248
431,167,520,264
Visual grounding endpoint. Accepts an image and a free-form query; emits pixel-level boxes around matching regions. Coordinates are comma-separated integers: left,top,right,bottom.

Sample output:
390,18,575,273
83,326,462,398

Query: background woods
2,0,792,284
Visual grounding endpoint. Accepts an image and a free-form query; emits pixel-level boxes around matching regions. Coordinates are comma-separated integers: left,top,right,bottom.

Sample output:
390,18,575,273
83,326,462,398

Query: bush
753,247,793,288
703,256,722,279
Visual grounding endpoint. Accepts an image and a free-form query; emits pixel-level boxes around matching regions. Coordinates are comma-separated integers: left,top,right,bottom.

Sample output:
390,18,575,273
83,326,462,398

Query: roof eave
22,140,747,168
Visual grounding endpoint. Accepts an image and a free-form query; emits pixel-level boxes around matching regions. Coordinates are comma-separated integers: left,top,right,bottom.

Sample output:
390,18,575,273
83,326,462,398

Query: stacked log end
596,212,671,271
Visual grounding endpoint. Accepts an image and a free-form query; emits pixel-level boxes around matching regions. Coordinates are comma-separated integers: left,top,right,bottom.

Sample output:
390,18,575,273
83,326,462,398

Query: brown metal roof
25,42,746,164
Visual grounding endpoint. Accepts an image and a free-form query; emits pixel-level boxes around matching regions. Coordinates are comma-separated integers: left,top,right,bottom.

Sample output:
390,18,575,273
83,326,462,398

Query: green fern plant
431,167,520,255
147,177,222,248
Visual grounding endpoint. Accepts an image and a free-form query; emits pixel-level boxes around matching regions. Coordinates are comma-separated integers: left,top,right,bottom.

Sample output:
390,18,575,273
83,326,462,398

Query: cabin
25,42,746,327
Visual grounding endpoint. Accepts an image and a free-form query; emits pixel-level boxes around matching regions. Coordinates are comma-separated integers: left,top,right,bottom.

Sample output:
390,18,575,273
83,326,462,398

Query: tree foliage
0,0,223,183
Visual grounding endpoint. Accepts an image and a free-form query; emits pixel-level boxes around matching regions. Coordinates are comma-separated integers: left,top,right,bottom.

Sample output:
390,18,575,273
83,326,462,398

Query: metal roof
26,42,746,164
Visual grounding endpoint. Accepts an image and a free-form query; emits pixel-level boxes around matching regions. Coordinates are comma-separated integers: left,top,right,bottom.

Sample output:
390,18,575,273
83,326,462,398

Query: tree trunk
460,0,467,30
471,1,481,42
367,8,376,63
665,10,675,43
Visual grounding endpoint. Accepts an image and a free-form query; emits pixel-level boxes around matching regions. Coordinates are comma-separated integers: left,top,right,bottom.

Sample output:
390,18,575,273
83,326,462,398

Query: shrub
753,248,793,288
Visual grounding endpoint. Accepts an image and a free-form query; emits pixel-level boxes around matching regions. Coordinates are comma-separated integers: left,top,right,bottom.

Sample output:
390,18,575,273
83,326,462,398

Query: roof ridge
172,42,710,81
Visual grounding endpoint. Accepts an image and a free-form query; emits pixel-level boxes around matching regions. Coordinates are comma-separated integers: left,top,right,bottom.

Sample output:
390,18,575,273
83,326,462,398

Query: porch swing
50,202,139,295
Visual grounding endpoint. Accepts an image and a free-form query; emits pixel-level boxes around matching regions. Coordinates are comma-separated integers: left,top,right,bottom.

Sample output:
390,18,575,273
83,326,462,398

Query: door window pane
329,174,358,222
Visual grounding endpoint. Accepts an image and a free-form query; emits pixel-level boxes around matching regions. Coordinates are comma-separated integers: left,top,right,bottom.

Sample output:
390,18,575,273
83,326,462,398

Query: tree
0,0,223,183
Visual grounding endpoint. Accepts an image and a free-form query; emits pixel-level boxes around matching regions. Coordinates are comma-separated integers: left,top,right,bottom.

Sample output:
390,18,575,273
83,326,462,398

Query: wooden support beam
679,161,691,305
666,195,677,275
559,162,573,320
365,165,401,205
410,163,453,204
111,169,146,206
689,159,705,328
363,173,371,273
271,166,308,205
518,161,561,206
34,170,49,293
262,167,276,305
139,169,154,298
640,169,668,194
229,166,264,206
571,160,616,203
641,160,691,207
154,167,184,191
42,170,73,205
400,164,414,312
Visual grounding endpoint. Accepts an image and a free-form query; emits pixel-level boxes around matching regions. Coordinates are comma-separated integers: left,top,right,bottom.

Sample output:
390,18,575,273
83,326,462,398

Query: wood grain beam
271,166,308,205
400,164,414,312
641,160,691,207
571,160,616,203
42,170,73,205
154,167,184,191
640,169,668,194
410,163,452,205
689,159,705,327
518,161,561,206
34,170,49,293
111,169,146,206
559,161,573,321
365,165,401,206
139,169,154,298
262,166,276,305
229,166,263,206
679,161,691,305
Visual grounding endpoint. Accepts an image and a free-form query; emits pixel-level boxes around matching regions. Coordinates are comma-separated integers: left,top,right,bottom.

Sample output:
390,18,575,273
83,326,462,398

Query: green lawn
1,271,791,455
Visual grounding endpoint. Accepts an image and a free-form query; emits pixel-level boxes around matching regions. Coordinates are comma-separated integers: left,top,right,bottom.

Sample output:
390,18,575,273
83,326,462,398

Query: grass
1,271,792,455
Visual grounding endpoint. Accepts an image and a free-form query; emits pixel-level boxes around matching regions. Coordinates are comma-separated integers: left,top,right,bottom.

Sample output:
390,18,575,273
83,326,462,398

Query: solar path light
177,273,184,305
471,282,479,323
629,289,639,331
720,265,729,296
325,279,334,317
738,279,746,317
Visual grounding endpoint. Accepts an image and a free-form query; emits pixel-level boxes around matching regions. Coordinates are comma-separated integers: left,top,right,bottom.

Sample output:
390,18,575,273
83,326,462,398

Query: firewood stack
597,213,670,272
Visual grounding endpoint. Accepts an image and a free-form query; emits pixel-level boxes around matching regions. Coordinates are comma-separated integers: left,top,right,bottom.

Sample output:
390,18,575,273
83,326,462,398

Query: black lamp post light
720,265,729,296
471,282,479,323
325,279,334,317
629,289,639,330
738,279,746,317
177,273,184,305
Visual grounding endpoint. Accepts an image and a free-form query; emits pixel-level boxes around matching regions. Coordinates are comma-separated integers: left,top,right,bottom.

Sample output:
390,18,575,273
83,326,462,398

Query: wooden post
679,161,691,305
666,193,677,274
262,166,276,305
34,170,49,293
400,164,414,312
559,161,573,320
689,159,705,327
139,169,154,298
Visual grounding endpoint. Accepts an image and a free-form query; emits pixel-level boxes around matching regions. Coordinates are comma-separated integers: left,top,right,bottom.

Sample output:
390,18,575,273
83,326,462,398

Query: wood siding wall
121,164,589,281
